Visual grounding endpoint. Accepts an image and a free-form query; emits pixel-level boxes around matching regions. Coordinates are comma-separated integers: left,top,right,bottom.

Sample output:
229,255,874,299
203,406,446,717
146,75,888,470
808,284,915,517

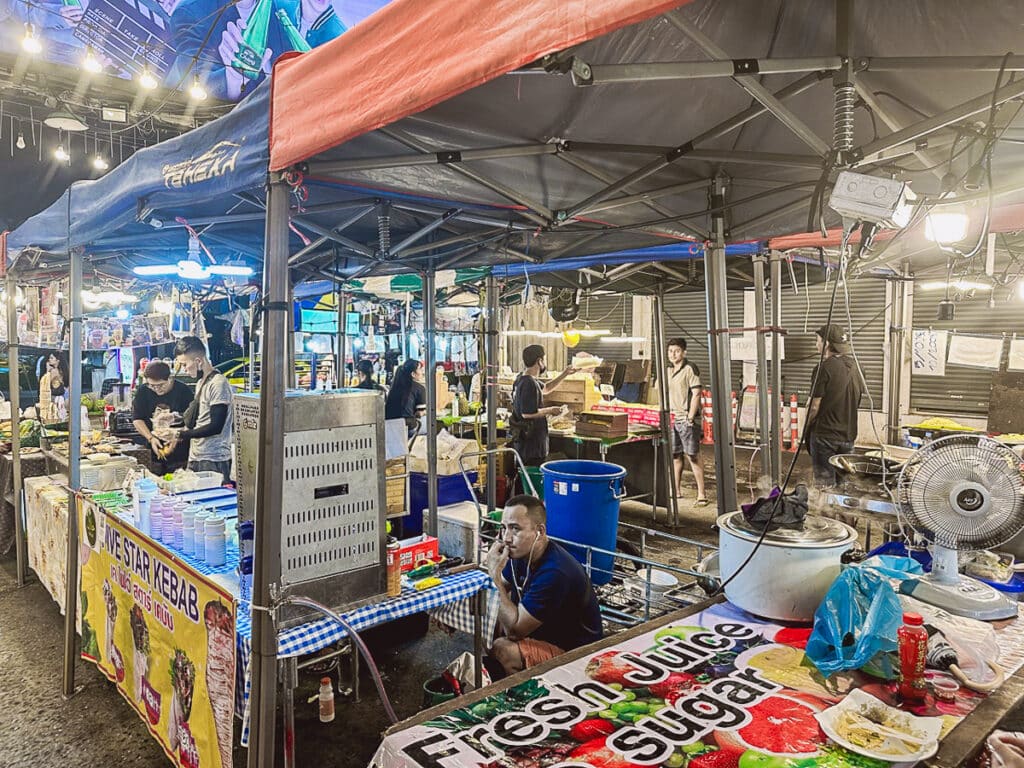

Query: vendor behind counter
132,361,191,474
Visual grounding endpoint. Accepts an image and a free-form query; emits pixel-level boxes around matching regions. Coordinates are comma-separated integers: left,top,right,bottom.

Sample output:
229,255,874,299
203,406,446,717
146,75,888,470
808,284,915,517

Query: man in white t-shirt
666,337,707,506
171,336,234,483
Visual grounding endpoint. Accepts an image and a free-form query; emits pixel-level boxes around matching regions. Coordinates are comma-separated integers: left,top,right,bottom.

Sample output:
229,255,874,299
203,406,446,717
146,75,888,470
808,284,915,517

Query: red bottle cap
321,677,332,686
903,612,924,626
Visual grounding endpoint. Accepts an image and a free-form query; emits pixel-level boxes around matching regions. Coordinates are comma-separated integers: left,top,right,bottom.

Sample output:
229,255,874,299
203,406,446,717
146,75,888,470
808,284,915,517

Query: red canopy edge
269,0,688,171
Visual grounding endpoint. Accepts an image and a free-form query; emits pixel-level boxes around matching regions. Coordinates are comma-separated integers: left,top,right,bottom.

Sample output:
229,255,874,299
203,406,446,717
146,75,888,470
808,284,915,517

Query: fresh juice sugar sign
79,500,235,768
374,602,988,768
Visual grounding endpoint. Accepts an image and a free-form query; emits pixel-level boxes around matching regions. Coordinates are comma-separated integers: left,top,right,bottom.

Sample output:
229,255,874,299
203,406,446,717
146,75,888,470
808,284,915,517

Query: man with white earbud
484,495,602,676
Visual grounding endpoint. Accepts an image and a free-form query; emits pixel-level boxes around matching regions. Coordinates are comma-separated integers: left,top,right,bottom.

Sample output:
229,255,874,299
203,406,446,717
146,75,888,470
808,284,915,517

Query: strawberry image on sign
585,651,642,687
569,737,644,768
647,671,698,704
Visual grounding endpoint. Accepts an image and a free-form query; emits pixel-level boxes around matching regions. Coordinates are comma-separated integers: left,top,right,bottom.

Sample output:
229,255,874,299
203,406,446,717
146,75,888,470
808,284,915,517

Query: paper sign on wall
947,333,1004,369
1008,339,1024,372
911,329,948,376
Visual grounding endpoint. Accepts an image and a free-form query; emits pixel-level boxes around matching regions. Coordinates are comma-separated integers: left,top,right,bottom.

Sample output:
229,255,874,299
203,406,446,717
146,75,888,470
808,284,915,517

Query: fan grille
897,434,1024,550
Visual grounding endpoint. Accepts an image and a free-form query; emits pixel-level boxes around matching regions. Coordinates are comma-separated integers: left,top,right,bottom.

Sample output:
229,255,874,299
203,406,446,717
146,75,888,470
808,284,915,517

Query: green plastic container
519,466,545,499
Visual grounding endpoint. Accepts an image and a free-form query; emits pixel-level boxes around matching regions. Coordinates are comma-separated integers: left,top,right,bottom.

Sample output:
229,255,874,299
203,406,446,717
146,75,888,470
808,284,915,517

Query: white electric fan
895,433,1024,621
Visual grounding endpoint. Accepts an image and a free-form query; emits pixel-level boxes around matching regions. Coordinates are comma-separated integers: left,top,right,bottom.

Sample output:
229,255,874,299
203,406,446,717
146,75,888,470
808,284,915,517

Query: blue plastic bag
805,566,903,678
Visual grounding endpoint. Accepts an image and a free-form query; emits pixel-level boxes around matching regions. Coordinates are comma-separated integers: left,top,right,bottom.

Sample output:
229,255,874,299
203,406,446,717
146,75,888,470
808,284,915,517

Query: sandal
695,498,710,507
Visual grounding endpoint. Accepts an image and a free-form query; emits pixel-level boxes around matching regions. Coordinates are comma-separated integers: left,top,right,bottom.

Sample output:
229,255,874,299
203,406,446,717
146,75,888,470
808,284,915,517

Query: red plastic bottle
898,612,928,701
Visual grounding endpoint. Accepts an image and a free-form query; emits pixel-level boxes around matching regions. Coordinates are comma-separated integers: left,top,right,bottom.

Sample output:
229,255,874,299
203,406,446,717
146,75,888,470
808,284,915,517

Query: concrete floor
4,446,1016,767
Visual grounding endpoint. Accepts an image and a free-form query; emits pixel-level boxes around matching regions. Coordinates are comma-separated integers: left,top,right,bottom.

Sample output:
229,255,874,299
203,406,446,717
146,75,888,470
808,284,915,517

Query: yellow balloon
562,329,581,348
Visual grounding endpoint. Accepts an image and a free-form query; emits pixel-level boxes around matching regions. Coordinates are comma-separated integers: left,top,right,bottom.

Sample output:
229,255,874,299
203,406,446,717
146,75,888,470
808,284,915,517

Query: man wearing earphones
484,495,603,676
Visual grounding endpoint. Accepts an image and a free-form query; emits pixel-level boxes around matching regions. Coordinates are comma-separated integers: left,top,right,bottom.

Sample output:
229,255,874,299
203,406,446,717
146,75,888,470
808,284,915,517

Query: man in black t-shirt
132,361,193,474
806,325,864,488
511,345,575,468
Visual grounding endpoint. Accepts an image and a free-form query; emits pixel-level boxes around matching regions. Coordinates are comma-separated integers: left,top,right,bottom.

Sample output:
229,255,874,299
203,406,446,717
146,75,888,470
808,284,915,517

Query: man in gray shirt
172,336,234,483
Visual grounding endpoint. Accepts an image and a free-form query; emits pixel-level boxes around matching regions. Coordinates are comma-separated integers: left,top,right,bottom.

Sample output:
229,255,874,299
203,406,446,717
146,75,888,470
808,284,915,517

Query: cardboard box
397,535,439,571
545,378,603,412
575,410,629,438
409,432,478,476
385,457,408,516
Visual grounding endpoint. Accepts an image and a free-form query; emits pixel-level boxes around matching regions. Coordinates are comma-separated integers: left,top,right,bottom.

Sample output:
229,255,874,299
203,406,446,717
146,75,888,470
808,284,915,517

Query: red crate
398,535,439,571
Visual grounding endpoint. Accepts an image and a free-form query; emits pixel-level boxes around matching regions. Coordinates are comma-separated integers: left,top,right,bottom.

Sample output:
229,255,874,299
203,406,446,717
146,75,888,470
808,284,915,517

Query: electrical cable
713,222,857,597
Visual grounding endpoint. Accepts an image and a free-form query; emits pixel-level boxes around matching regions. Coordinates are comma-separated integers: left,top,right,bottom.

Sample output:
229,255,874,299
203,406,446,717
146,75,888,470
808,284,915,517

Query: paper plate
815,688,943,762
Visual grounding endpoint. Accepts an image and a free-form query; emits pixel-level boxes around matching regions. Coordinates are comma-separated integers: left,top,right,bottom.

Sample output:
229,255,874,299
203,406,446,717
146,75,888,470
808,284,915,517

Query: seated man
484,495,603,676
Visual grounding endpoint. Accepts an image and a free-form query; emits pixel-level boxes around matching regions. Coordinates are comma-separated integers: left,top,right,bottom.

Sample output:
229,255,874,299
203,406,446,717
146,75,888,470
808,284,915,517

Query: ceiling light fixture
924,209,970,245
15,131,25,150
189,76,207,101
133,260,254,280
54,143,70,163
83,46,103,74
918,279,991,292
138,65,158,90
44,109,89,132
21,23,41,54
82,289,139,308
601,328,646,343
92,155,109,171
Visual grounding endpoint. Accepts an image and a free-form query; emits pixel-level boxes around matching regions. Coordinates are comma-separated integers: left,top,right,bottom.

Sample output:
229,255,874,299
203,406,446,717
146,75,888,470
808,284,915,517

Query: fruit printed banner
373,602,996,768
79,500,236,768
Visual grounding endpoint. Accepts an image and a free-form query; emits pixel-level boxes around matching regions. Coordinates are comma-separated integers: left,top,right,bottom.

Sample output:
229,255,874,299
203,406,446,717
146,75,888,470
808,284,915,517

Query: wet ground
0,446,1019,767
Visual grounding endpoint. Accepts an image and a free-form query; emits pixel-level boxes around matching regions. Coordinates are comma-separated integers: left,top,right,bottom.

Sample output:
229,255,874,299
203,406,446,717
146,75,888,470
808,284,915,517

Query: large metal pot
718,511,857,622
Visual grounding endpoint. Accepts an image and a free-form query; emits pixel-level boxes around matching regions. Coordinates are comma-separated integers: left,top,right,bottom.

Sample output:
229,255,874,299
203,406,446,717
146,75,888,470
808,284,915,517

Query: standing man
484,495,603,676
806,325,863,488
666,338,708,506
132,361,193,474
172,336,235,484
510,344,575,468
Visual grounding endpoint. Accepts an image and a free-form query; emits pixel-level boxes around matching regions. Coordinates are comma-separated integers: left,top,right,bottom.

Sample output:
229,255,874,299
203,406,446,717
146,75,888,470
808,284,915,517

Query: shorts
517,637,565,668
671,418,701,458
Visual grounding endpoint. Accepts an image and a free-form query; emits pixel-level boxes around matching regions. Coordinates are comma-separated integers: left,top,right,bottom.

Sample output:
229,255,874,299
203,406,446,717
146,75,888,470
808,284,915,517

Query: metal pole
423,269,438,536
580,57,844,84
651,289,679,527
247,173,290,768
752,254,771,483
287,282,296,387
62,188,83,697
705,177,739,517
7,270,24,585
248,305,257,392
769,251,783,485
337,290,347,387
485,275,498,513
886,269,909,445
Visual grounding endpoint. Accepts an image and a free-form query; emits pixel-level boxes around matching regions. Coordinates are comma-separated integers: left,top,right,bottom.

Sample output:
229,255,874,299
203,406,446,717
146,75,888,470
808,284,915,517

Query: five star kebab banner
79,499,236,768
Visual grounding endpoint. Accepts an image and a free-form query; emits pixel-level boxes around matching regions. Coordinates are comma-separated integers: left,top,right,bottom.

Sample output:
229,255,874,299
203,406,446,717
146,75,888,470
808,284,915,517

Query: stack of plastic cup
170,504,184,551
193,510,210,561
205,515,227,567
149,498,164,542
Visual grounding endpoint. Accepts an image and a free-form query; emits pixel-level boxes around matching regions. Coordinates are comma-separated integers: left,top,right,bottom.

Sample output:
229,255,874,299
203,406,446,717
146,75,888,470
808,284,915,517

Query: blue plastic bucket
540,460,626,584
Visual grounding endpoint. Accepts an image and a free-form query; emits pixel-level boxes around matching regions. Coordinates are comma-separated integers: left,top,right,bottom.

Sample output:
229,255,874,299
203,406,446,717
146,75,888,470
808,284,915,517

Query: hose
281,594,400,724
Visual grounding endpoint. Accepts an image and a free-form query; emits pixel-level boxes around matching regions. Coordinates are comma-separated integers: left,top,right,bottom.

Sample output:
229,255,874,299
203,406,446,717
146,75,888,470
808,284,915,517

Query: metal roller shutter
910,290,1023,415
776,272,887,407
661,290,745,390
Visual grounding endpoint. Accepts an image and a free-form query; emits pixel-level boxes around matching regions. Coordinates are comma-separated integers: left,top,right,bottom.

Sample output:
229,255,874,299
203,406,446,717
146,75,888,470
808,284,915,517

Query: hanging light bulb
54,143,70,163
83,46,103,73
15,131,25,150
92,155,109,171
21,23,41,54
189,76,207,101
138,65,158,90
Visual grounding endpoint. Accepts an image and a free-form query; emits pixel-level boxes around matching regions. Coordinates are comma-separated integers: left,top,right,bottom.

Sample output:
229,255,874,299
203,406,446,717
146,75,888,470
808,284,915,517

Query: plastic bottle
276,9,312,52
205,516,227,567
318,677,335,723
171,504,185,550
133,478,158,534
898,612,929,701
182,518,195,556
232,0,273,79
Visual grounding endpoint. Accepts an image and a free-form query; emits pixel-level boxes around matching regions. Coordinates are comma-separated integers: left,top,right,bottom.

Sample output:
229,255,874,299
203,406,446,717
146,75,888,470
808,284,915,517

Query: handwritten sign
911,329,948,376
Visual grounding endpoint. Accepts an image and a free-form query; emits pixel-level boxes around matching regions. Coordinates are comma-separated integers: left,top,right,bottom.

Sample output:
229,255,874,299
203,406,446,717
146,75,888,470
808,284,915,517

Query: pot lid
719,511,856,547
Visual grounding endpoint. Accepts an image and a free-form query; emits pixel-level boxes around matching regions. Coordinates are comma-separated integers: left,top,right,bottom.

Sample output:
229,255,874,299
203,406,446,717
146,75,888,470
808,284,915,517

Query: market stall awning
268,0,686,170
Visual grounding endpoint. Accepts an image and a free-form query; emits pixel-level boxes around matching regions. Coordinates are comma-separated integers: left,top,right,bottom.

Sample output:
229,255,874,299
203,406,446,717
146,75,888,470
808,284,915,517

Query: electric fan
895,433,1024,621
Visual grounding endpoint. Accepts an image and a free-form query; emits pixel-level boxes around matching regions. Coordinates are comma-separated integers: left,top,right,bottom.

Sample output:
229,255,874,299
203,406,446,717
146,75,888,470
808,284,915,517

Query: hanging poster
372,601,1018,768
947,333,1004,370
910,329,948,376
1008,338,1024,372
79,500,236,768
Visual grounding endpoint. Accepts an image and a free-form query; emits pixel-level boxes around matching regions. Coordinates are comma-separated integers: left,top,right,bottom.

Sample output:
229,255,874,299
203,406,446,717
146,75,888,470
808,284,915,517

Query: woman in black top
44,352,69,398
355,359,384,391
385,359,426,436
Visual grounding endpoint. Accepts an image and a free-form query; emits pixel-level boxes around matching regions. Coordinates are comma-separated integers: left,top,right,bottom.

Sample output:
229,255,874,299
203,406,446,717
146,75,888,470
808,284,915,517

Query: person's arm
179,404,229,440
541,366,577,396
484,542,542,641
806,397,822,427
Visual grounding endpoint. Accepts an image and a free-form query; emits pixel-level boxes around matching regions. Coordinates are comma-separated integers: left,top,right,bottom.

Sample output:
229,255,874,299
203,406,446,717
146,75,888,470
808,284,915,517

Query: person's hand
989,731,1024,767
219,20,273,99
149,435,165,454
543,406,561,417
59,5,84,26
298,0,330,34
484,540,509,582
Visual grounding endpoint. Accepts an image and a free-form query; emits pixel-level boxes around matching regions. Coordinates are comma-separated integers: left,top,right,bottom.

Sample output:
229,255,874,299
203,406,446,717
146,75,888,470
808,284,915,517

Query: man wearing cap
510,345,576,469
806,325,864,488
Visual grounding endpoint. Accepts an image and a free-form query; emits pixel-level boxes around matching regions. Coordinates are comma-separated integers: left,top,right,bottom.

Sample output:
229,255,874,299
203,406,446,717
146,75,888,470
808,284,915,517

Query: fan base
898,574,1018,622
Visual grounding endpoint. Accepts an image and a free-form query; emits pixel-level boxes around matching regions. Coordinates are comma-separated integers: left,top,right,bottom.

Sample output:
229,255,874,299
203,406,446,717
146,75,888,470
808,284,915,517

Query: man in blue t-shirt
484,495,603,676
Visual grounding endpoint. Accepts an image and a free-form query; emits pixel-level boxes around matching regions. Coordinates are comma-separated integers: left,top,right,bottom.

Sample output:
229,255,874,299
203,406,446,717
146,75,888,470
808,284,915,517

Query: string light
54,143,70,163
92,155,109,171
83,46,103,74
138,65,158,90
15,131,25,150
21,23,41,54
189,76,207,101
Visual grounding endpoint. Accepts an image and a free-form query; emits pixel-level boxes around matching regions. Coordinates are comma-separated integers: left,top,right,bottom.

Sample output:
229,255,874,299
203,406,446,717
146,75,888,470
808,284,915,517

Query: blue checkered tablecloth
236,568,494,746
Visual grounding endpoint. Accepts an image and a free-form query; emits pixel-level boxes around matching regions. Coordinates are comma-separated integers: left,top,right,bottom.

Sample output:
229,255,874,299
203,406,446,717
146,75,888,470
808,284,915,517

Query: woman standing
385,359,426,437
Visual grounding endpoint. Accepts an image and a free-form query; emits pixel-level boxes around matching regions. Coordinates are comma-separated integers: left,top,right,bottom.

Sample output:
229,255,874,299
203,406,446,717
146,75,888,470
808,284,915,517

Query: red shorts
517,638,564,668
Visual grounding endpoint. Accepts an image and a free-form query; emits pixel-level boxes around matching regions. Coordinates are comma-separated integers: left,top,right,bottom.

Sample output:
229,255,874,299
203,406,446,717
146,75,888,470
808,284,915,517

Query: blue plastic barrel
540,460,626,584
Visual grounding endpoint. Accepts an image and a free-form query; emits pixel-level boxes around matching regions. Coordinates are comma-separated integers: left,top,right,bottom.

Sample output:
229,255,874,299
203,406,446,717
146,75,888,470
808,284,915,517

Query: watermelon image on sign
715,693,827,758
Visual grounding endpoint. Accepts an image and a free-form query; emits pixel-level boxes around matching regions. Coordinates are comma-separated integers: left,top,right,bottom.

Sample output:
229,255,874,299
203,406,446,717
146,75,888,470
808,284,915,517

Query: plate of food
816,688,943,761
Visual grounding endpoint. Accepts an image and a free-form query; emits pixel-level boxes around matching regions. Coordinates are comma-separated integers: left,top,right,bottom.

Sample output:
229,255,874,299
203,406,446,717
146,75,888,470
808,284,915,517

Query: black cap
523,344,546,367
816,324,851,354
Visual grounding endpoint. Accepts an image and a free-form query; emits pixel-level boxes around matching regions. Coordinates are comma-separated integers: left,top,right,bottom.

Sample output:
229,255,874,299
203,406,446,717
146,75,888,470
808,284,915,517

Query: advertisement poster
373,602,1006,768
0,0,394,100
79,502,236,768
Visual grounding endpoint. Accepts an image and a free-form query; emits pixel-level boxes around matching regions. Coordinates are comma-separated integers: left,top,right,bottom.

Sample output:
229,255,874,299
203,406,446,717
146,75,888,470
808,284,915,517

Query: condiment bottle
182,517,195,556
205,516,227,567
193,511,210,561
386,538,401,597
318,677,335,723
898,612,929,701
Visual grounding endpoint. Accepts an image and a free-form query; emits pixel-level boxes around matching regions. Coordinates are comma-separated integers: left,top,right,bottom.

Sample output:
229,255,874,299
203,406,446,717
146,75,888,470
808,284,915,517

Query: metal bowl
828,453,903,478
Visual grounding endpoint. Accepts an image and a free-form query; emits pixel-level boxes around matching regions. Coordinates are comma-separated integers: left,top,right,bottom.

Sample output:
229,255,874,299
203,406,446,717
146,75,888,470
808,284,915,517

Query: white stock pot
718,511,857,623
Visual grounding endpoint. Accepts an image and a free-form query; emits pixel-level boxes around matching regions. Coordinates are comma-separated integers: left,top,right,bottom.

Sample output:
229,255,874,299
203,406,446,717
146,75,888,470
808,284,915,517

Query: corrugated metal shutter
910,290,1022,415
661,290,745,390
776,274,887,407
